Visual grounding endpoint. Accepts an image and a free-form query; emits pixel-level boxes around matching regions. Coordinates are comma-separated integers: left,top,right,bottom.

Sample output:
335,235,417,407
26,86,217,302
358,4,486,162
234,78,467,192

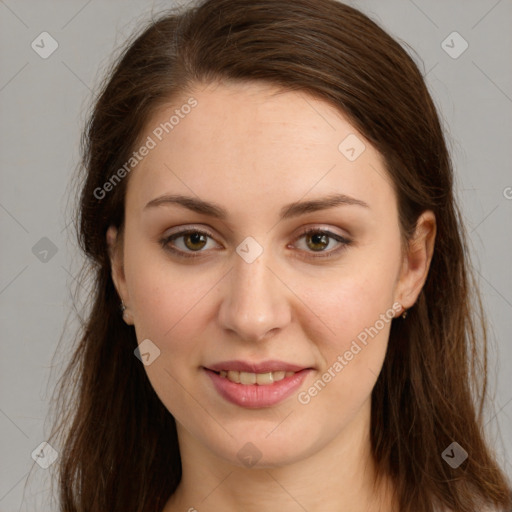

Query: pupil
186,233,206,250
309,233,327,251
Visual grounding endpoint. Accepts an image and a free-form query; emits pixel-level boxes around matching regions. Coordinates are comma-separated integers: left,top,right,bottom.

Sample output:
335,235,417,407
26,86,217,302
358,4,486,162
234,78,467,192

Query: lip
206,359,308,374
203,361,313,408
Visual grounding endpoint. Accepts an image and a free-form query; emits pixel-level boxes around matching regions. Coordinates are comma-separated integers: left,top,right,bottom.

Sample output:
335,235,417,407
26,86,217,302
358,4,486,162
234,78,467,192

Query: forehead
125,81,394,218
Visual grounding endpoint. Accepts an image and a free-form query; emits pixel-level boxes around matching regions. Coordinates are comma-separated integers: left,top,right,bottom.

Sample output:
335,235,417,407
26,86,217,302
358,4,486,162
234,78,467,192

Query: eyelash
159,226,352,260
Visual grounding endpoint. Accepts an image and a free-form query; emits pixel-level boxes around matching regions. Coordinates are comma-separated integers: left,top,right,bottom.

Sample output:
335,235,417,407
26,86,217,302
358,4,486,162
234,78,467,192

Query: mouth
203,360,313,408
213,369,296,385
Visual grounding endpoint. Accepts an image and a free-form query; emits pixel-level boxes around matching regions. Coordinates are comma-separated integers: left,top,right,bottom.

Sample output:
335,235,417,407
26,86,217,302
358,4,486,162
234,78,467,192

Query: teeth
240,371,256,385
227,370,240,383
256,372,273,385
218,370,296,385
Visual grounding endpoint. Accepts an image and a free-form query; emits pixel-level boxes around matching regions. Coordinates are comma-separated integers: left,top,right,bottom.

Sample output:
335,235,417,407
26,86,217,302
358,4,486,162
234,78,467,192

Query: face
108,80,434,468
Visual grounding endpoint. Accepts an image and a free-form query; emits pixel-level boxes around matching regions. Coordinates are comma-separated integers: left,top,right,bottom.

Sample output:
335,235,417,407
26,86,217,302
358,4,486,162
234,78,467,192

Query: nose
217,246,292,343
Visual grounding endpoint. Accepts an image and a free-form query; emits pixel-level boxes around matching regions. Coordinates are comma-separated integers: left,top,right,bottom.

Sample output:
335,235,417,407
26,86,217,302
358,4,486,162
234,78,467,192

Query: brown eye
160,229,218,258
293,228,352,258
160,226,351,261
182,232,208,251
305,232,330,251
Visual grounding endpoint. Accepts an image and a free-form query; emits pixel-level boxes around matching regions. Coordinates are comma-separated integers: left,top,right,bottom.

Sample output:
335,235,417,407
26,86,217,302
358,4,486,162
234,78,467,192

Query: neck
163,398,396,512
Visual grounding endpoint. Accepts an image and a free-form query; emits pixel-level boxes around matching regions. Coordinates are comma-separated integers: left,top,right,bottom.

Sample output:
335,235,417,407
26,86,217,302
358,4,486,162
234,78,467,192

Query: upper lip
205,360,310,373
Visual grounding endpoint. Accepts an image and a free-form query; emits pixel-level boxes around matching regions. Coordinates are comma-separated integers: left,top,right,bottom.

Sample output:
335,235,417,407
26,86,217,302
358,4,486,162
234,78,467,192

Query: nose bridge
218,240,290,341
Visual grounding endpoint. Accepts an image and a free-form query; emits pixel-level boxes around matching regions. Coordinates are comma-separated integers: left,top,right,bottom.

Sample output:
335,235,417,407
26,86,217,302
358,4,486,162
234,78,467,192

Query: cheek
297,277,395,421
123,249,218,420
123,232,213,338
300,256,400,350
293,246,401,405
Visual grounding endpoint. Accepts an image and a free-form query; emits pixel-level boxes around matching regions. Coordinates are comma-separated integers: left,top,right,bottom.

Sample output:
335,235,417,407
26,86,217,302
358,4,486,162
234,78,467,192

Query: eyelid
293,225,350,242
161,224,216,239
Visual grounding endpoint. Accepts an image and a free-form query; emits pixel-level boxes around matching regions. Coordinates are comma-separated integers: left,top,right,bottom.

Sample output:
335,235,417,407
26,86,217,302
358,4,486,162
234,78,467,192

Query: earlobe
395,210,436,310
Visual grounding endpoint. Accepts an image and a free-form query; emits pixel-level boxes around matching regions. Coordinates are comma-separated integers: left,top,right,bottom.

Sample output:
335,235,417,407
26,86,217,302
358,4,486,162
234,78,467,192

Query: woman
48,0,512,510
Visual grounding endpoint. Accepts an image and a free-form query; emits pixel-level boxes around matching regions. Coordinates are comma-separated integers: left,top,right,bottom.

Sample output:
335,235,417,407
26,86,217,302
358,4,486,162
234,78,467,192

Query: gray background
0,0,511,510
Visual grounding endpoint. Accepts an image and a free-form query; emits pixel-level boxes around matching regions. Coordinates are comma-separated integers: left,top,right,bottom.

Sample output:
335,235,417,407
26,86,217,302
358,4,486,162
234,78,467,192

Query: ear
394,210,436,311
106,225,133,324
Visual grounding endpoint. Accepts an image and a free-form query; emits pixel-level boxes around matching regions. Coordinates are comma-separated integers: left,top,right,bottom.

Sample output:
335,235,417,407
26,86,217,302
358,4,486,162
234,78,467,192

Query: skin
107,80,436,512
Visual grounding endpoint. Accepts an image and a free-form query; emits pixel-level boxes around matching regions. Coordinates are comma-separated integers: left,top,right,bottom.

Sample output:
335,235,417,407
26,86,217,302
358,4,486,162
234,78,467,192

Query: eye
159,226,352,260
159,228,219,259
291,227,351,258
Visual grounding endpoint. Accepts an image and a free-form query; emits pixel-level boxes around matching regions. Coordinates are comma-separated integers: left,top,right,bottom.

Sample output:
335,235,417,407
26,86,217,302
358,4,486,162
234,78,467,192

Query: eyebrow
144,192,369,220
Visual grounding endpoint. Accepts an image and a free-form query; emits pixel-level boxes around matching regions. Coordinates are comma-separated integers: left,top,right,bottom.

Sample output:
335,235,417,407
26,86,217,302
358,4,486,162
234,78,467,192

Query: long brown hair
47,0,512,510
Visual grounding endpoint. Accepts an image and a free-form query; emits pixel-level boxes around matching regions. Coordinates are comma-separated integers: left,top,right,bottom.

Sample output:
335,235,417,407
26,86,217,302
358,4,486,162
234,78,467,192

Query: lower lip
204,368,311,408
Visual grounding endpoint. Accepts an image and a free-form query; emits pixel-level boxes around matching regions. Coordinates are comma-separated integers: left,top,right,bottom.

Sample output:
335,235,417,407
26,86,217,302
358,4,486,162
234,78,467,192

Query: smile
203,362,313,408
216,370,296,385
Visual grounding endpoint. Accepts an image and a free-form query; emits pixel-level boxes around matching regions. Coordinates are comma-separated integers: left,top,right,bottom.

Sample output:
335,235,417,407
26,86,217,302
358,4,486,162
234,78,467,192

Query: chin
205,431,321,470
